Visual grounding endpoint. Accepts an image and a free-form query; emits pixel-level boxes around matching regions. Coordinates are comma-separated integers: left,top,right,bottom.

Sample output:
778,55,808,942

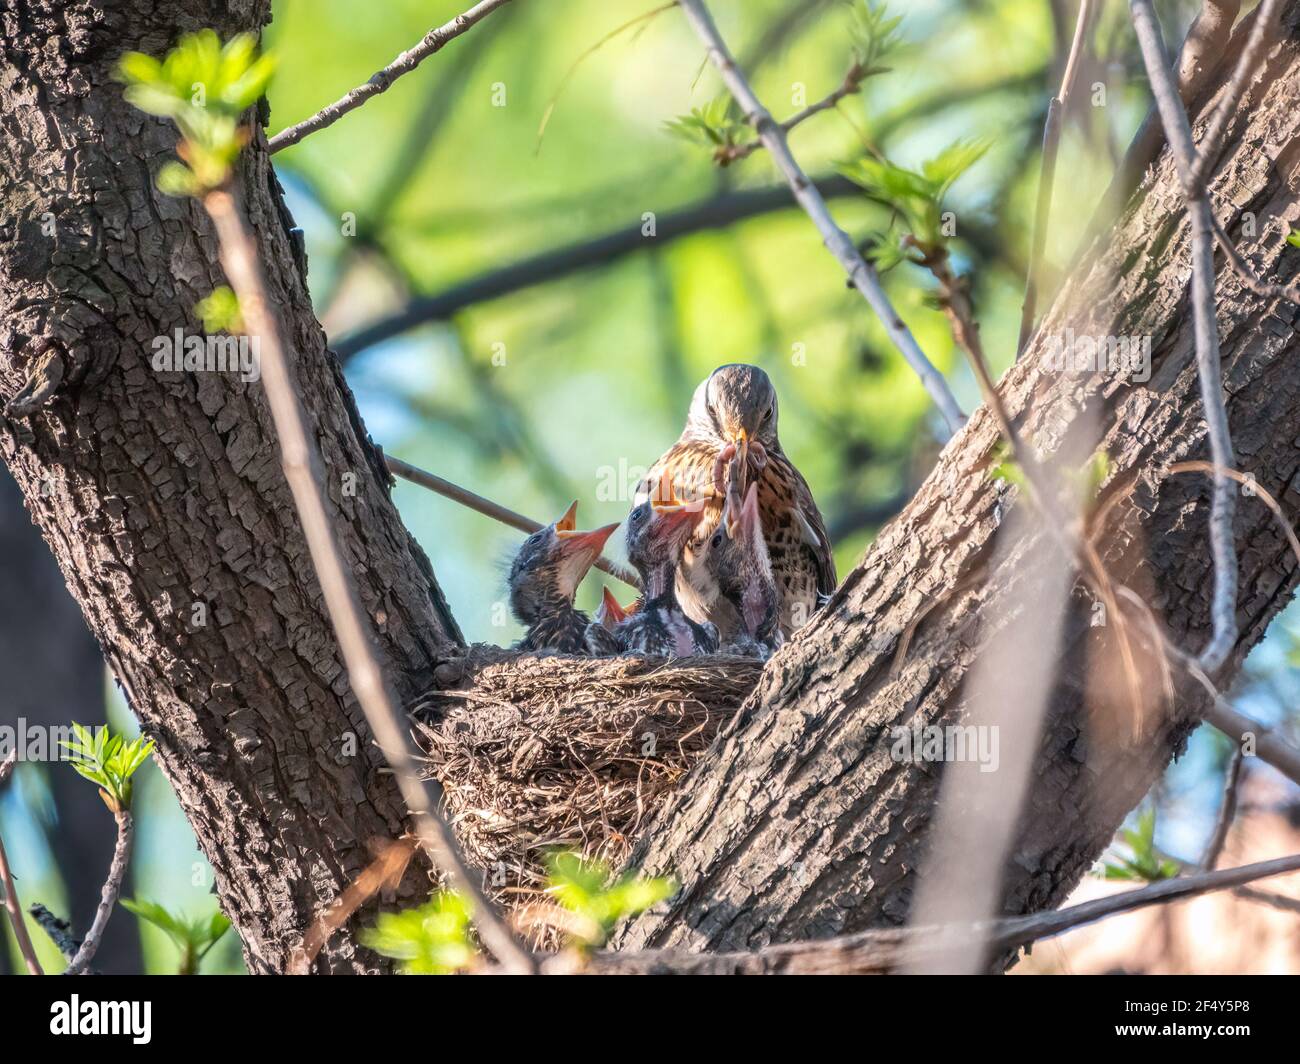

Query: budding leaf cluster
116,31,275,196
60,723,154,812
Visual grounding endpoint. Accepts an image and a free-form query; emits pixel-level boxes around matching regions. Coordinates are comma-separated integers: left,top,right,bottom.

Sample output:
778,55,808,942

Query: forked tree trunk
1,0,1298,975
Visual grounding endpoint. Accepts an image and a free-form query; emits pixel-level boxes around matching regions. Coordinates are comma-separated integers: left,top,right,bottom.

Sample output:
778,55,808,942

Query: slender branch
62,809,132,975
267,0,517,153
675,0,966,435
1065,0,1242,290
1130,0,1237,673
1211,214,1300,305
202,187,535,975
0,752,42,974
1169,460,1300,567
386,455,641,591
1235,885,1300,914
1200,746,1244,870
1197,680,1300,787
29,903,81,963
1017,0,1094,356
332,175,1017,362
719,61,867,164
1189,0,1283,190
554,852,1300,974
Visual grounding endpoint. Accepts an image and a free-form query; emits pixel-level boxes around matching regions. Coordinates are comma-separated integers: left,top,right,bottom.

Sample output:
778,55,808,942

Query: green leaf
544,851,676,948
1286,227,1300,249
156,161,201,198
196,286,243,332
61,723,154,808
361,892,477,975
849,1,904,77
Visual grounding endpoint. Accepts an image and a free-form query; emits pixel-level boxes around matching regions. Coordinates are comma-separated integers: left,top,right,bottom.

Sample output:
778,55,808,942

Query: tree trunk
0,0,460,973
2,0,1298,976
614,8,1300,957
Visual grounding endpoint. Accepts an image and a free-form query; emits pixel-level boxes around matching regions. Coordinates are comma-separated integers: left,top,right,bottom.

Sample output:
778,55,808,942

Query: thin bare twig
1130,0,1237,673
63,809,132,975
1200,746,1244,870
556,851,1300,973
1017,0,1095,356
1189,0,1284,190
267,0,517,153
0,752,43,974
202,187,535,975
676,0,966,435
290,838,416,975
720,60,867,164
1169,460,1300,567
1211,214,1300,305
386,455,641,591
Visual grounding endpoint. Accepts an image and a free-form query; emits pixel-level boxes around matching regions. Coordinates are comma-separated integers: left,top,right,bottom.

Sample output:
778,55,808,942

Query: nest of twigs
411,645,762,946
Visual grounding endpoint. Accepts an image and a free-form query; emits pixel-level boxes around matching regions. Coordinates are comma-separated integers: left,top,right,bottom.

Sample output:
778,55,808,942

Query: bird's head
685,364,780,461
625,472,706,591
707,479,779,642
508,501,619,624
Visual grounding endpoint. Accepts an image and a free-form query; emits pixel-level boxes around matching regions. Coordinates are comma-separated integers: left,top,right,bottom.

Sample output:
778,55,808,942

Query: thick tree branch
267,0,517,153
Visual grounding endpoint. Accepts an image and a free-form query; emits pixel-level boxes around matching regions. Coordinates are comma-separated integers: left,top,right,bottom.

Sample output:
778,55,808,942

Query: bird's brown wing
787,462,837,597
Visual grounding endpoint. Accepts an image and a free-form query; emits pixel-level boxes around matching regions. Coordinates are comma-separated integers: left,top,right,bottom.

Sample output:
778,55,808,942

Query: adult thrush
638,363,835,638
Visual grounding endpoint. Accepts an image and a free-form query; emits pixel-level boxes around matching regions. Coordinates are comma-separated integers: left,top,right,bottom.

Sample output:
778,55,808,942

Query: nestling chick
609,473,718,657
705,466,782,660
638,363,835,639
508,501,618,653
583,586,630,655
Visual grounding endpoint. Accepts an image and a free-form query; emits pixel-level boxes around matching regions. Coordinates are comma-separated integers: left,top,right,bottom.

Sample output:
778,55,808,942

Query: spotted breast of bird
636,363,836,639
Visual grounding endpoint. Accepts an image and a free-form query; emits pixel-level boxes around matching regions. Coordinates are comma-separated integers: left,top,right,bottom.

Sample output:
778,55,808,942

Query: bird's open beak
554,500,579,533
650,470,705,527
555,521,620,554
598,586,628,626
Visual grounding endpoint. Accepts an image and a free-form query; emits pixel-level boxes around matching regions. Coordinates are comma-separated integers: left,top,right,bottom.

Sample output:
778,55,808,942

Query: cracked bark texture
614,7,1300,958
0,0,460,973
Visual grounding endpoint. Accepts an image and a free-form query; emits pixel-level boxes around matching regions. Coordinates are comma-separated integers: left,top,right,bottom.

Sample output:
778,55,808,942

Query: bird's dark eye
762,405,773,421
711,530,724,549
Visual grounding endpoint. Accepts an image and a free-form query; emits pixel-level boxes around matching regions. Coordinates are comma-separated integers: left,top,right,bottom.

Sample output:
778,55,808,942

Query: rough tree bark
615,6,1300,956
1,0,1298,975
0,0,461,973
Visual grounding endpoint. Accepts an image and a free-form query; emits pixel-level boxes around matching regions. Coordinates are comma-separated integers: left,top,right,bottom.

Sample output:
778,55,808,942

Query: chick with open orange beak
508,501,619,653
596,471,718,657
